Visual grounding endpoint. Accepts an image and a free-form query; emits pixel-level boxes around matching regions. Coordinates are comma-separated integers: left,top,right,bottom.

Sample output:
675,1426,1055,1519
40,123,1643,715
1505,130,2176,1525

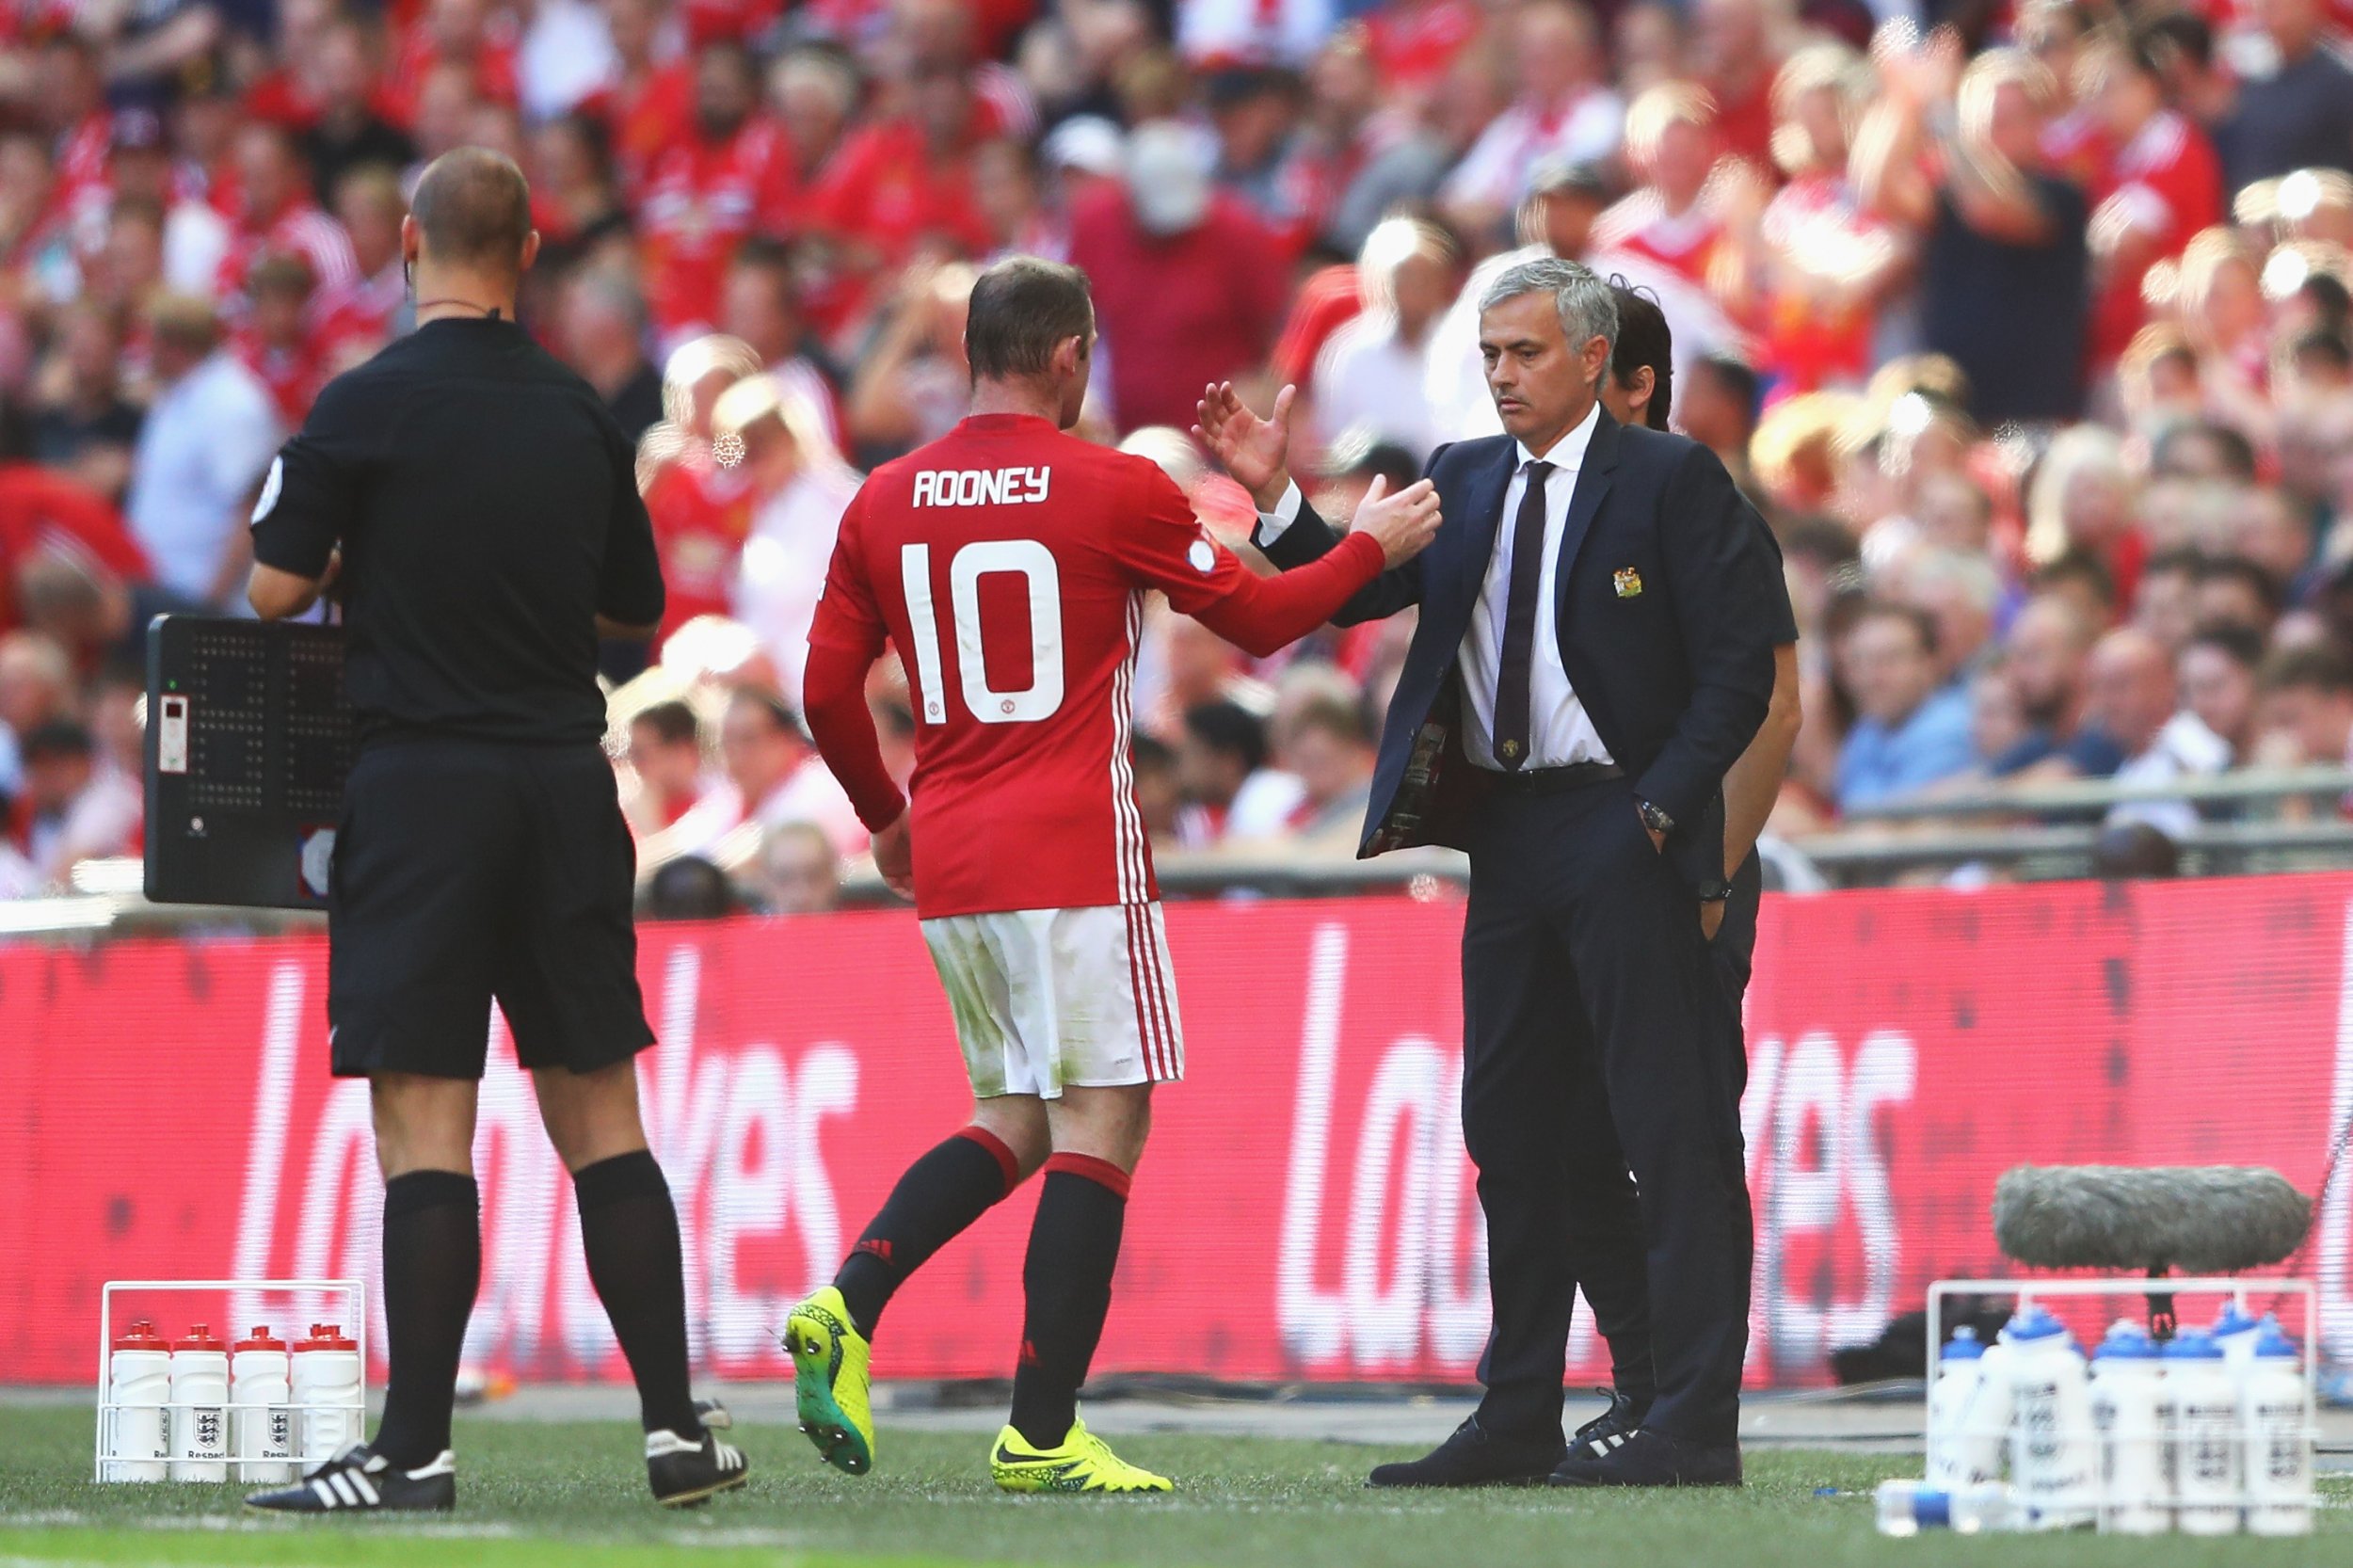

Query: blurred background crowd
6,0,2353,909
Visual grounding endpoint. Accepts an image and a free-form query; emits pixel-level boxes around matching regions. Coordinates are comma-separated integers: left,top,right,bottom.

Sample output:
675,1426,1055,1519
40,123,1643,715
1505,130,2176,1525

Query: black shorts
328,736,654,1079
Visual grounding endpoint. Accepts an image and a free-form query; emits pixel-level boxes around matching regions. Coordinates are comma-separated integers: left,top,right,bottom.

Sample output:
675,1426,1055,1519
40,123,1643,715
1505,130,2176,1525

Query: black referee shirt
250,316,664,745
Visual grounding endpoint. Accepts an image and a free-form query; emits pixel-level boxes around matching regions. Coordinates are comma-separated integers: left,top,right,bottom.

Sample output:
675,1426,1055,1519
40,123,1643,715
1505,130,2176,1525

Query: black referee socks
372,1169,480,1468
1009,1154,1130,1450
573,1150,701,1437
835,1127,1024,1338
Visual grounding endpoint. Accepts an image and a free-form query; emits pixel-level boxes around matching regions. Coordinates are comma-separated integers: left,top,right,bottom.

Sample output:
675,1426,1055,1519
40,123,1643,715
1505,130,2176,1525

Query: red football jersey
637,118,801,339
808,413,1257,918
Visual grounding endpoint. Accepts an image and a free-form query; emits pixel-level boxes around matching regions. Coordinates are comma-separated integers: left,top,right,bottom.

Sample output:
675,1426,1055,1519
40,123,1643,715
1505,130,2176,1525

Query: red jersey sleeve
807,488,888,657
1104,464,1249,616
1107,461,1385,658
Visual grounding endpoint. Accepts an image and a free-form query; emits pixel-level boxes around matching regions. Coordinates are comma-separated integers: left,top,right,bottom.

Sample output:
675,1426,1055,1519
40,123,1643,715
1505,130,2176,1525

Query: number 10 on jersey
900,541,1067,725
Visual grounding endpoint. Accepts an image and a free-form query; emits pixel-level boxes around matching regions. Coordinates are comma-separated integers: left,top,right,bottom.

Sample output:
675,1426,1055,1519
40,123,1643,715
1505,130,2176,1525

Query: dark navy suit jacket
1257,410,1786,893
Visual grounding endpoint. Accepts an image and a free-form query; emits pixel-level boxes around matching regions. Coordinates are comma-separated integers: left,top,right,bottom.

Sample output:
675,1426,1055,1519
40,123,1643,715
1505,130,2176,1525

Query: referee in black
241,149,748,1514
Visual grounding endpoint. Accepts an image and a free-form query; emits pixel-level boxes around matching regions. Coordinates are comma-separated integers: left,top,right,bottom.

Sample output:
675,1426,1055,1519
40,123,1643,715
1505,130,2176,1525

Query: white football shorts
919,902,1185,1099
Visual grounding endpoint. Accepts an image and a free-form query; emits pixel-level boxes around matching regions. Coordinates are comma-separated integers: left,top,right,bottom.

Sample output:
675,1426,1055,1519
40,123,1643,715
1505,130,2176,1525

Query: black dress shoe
1548,1428,1741,1488
1570,1387,1650,1452
1368,1416,1566,1488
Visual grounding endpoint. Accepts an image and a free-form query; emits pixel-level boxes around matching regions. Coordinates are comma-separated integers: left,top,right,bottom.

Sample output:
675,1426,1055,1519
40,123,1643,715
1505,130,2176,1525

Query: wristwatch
1697,878,1733,904
1637,798,1675,839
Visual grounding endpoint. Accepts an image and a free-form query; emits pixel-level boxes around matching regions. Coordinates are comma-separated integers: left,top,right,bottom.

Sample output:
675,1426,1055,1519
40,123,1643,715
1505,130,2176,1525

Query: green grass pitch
0,1403,2345,1567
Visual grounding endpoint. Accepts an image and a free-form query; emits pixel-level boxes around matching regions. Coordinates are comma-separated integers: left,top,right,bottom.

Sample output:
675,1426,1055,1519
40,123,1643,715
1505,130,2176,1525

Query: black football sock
1008,1154,1129,1449
573,1150,701,1437
835,1128,1021,1338
371,1169,480,1467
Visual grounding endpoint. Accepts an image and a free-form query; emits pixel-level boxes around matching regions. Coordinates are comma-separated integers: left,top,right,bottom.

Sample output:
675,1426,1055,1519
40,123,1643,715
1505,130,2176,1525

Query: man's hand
1701,901,1725,941
871,810,914,900
1193,381,1294,513
1351,475,1442,568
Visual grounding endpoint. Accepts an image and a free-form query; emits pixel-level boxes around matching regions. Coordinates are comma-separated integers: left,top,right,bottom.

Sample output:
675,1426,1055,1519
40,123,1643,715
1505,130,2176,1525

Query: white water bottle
292,1323,362,1464
2166,1330,2241,1535
2242,1326,2313,1536
104,1320,171,1483
2005,1305,2097,1529
1875,1479,2020,1535
1958,1325,2017,1484
231,1327,294,1484
1927,1327,1991,1486
2089,1321,2167,1534
167,1325,230,1483
2210,1302,2264,1375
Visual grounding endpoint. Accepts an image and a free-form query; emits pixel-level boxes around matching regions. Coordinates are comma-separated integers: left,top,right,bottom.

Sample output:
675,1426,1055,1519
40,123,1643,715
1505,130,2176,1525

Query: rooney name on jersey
911,466,1053,507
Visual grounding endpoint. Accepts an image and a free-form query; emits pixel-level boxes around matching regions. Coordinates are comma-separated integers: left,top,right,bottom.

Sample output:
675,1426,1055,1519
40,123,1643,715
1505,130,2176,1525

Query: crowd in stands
6,0,2353,904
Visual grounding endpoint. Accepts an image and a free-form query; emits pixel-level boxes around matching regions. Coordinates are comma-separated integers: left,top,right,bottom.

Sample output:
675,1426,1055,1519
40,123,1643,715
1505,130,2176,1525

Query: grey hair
1479,256,1618,361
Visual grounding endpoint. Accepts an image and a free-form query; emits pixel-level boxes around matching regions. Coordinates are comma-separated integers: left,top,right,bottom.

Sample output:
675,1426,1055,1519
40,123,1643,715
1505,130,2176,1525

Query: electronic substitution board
143,616,355,909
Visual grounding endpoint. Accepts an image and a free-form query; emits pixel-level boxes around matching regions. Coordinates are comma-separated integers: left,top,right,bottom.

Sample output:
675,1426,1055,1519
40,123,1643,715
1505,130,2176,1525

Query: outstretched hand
1193,381,1294,512
1350,474,1444,568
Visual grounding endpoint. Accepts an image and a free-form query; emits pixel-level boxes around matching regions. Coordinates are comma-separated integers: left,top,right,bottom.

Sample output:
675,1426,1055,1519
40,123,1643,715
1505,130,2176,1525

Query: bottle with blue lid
2242,1325,2312,1536
1928,1326,1995,1487
2089,1320,2167,1534
2211,1301,2265,1372
2165,1330,2241,1535
2005,1304,2097,1529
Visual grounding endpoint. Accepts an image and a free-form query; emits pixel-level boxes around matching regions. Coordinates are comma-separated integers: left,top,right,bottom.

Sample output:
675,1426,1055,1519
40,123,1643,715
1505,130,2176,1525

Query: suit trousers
1461,776,1753,1448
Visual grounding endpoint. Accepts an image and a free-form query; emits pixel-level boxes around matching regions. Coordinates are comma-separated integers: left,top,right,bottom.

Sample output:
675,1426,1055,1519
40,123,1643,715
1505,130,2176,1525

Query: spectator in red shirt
231,253,328,426
768,43,863,193
1066,120,1288,432
639,334,765,643
596,0,694,197
808,22,997,303
244,0,344,131
302,18,418,208
637,38,802,344
40,33,112,239
1691,0,1784,169
2083,27,2223,370
216,120,359,304
1592,81,1726,286
722,237,846,450
625,699,709,834
384,0,521,127
315,164,410,362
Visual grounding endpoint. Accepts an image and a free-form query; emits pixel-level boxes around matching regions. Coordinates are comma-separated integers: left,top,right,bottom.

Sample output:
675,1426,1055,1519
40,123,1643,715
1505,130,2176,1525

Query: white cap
1043,115,1125,179
1126,120,1210,237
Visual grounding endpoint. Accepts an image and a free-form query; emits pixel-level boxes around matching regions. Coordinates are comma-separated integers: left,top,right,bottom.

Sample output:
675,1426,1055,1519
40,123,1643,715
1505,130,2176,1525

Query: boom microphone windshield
1993,1165,2312,1274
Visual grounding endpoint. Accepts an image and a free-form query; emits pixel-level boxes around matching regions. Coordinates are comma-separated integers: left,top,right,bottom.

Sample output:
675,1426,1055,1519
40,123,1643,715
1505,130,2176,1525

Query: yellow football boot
781,1287,874,1476
989,1417,1174,1495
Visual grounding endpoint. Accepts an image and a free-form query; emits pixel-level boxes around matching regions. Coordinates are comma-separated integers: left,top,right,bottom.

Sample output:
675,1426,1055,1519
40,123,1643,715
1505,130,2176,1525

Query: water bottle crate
93,1278,369,1485
1902,1276,2319,1536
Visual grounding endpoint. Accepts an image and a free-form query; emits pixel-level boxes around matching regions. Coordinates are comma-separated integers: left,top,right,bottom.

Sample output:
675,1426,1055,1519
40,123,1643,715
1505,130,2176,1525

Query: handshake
1194,381,1442,569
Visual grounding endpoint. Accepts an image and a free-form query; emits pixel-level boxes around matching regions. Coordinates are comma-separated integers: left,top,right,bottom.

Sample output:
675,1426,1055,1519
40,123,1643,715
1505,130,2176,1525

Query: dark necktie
1491,459,1552,770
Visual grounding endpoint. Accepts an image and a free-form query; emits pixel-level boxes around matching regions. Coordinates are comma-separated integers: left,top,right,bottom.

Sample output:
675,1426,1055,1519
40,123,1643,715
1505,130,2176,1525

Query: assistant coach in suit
1198,256,1791,1487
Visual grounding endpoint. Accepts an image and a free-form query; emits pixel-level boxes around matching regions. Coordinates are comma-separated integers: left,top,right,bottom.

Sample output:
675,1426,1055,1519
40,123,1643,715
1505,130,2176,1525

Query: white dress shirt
1255,403,1613,773
1455,407,1613,771
128,351,283,604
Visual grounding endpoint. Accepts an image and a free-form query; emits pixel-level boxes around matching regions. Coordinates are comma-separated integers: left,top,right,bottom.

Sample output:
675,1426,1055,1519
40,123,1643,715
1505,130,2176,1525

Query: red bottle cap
112,1320,168,1353
172,1324,226,1352
233,1327,288,1352
296,1323,357,1352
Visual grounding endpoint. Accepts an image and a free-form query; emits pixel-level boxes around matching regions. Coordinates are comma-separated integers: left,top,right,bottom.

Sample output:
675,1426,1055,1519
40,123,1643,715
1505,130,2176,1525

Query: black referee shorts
328,736,655,1079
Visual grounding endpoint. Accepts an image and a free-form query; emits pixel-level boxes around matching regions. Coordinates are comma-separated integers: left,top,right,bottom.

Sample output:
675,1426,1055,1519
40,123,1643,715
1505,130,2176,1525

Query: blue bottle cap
2253,1327,2301,1361
1944,1325,1985,1362
2165,1329,2225,1360
2094,1323,2159,1360
2213,1302,2262,1337
2006,1304,2068,1343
